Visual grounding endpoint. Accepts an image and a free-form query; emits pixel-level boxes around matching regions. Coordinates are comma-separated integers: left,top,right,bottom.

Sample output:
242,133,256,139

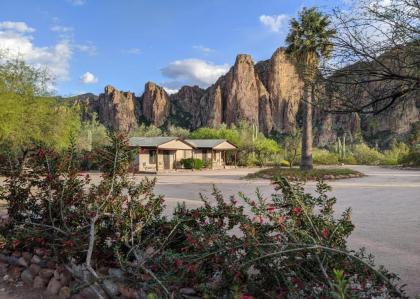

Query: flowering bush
0,134,405,298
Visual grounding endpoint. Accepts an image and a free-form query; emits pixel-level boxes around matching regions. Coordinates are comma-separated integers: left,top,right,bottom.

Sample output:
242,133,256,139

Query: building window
183,150,187,159
149,150,157,164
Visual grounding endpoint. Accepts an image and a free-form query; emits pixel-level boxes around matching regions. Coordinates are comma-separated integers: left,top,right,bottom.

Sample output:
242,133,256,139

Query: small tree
284,130,301,168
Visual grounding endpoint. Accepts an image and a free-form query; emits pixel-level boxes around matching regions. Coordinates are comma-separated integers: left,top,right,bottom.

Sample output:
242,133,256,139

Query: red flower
35,237,45,245
46,173,54,182
186,263,196,273
240,295,254,299
292,207,302,216
322,228,330,238
191,211,200,219
230,198,237,205
267,204,276,212
37,149,45,158
291,277,304,289
174,259,183,268
62,240,74,247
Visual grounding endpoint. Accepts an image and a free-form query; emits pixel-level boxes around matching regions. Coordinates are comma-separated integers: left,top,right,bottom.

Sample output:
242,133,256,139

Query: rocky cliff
80,85,139,132
141,82,170,127
69,47,419,146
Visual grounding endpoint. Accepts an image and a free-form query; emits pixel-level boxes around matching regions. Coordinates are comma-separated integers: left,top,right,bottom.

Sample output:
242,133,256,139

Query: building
185,139,238,169
129,137,193,172
129,137,238,172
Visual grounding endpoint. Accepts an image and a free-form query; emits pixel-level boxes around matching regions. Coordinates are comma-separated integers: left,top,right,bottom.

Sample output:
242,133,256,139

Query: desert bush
0,134,405,298
382,142,410,165
352,143,384,165
181,158,203,169
340,154,357,165
400,150,420,167
313,148,340,165
279,159,290,167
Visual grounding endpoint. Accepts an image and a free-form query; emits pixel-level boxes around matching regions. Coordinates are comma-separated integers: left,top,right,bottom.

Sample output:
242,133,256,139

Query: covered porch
184,139,238,169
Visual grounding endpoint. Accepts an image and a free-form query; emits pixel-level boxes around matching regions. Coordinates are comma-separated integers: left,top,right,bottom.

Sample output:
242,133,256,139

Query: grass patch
244,167,363,181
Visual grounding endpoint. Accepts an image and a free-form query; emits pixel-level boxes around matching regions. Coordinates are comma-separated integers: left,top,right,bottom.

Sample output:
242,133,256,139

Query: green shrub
181,158,203,169
352,143,384,165
400,151,420,167
382,142,410,165
243,155,259,166
313,149,339,165
340,154,357,165
279,159,290,167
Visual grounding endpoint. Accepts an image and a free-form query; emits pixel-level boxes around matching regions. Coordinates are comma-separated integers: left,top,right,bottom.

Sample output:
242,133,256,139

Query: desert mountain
70,47,419,146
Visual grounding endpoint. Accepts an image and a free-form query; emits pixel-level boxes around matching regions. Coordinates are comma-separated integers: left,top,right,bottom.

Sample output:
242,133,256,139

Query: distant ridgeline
64,47,420,148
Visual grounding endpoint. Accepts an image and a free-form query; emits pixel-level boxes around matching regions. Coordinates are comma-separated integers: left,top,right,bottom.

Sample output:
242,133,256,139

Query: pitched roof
184,139,237,149
129,137,178,147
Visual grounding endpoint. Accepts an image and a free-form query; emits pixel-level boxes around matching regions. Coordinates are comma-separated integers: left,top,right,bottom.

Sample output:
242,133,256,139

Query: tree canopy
0,57,80,152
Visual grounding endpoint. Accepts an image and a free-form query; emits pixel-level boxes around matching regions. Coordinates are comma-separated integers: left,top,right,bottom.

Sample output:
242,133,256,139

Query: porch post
156,148,159,172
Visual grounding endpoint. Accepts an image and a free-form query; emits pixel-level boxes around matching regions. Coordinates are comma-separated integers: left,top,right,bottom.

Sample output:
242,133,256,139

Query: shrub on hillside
0,134,405,298
181,158,203,169
313,148,340,165
352,143,384,165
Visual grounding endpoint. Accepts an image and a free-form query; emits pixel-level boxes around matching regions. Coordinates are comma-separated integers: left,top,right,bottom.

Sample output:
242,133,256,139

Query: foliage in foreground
0,134,405,298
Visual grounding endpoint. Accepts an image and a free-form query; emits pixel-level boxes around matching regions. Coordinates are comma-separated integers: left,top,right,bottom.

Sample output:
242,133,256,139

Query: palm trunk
300,82,313,170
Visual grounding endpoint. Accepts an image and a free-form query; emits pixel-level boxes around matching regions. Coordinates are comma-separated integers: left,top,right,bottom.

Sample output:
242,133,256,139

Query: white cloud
0,21,35,33
75,42,96,56
193,45,215,53
80,72,98,84
161,59,229,88
51,25,73,33
68,0,86,6
259,14,289,32
0,21,72,81
163,87,179,95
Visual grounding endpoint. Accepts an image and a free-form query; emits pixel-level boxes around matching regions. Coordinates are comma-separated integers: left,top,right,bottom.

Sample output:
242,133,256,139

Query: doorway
163,151,171,169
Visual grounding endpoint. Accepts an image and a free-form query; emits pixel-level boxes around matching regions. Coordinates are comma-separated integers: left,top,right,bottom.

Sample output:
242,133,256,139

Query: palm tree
286,7,336,170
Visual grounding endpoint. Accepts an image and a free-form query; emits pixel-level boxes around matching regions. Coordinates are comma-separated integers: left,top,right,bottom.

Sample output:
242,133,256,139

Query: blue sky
0,0,342,96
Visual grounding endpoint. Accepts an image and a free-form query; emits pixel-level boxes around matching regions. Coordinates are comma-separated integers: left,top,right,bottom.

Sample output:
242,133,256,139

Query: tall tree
0,57,80,152
286,7,336,170
320,0,419,115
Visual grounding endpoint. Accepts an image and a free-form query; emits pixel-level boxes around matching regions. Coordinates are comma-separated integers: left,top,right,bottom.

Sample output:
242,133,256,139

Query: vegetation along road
132,166,420,297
